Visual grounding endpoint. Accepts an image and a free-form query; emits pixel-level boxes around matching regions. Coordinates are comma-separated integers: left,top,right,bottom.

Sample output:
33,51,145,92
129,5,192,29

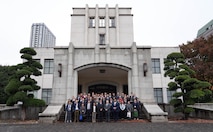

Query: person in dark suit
111,98,120,121
104,100,111,122
72,99,81,122
65,99,73,123
97,99,104,122
86,100,92,122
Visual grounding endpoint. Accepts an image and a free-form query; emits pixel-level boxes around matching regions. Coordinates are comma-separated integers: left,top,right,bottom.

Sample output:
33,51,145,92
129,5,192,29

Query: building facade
30,23,56,48
197,19,213,38
33,5,180,105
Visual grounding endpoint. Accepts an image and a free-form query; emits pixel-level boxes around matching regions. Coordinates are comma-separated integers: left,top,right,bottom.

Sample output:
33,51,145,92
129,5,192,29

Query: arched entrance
88,84,116,94
75,63,131,95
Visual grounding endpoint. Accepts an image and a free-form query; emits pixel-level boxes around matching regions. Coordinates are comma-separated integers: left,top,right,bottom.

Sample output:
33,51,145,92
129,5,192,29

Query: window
89,17,95,27
99,34,105,45
167,89,175,103
154,88,163,103
42,89,52,105
152,58,161,73
99,17,105,27
44,59,54,74
109,17,115,27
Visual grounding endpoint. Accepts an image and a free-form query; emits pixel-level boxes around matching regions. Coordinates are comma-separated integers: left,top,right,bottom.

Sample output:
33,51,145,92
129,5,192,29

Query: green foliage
184,107,194,114
168,82,178,90
5,47,43,106
173,92,183,98
20,47,37,56
24,98,46,107
5,78,21,95
19,85,33,91
21,54,32,60
6,96,15,106
164,52,212,119
13,91,27,103
0,65,16,103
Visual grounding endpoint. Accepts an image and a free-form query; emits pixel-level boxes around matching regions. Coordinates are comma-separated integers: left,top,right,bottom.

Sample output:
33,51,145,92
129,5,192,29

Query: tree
180,35,213,85
0,65,16,103
164,52,212,119
5,47,45,106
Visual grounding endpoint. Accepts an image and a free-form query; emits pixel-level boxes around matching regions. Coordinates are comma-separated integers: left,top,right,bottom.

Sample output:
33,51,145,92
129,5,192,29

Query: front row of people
65,98,141,123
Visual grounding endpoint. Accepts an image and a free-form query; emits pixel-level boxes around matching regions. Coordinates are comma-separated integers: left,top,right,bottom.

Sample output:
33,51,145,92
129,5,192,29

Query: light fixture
99,69,106,73
58,63,62,77
143,62,148,77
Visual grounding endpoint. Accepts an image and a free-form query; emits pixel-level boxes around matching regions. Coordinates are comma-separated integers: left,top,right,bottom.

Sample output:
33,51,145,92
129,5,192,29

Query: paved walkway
0,119,213,132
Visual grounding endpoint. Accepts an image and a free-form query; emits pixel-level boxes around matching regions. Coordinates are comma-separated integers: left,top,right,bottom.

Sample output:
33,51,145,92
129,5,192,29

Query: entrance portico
76,63,130,95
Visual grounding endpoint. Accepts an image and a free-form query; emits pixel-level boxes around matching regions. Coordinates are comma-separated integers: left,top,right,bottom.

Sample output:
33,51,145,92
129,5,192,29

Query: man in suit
97,99,104,122
72,99,81,122
86,100,92,122
111,98,120,121
104,100,111,122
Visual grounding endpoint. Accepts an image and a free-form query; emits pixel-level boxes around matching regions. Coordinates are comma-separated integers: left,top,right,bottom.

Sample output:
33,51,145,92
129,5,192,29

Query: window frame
109,17,116,28
89,17,95,28
44,59,54,74
154,88,163,103
151,58,161,74
99,34,105,45
42,88,52,105
99,17,105,27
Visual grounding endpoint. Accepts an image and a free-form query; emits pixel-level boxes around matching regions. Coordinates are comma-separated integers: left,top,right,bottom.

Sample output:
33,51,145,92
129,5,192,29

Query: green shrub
24,98,46,107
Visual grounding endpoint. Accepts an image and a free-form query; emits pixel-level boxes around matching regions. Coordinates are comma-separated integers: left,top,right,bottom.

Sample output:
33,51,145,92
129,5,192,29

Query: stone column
131,42,139,97
115,4,119,46
66,42,74,100
84,4,88,46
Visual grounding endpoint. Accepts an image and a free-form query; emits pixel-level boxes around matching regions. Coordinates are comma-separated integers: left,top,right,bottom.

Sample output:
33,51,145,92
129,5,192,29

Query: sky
0,0,213,65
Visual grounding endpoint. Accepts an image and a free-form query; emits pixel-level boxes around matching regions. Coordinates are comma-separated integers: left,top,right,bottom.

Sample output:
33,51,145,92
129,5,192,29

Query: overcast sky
0,0,213,65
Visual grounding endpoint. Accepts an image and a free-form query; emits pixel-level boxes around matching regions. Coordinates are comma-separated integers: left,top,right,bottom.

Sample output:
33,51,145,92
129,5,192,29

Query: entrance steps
39,104,64,123
142,103,168,122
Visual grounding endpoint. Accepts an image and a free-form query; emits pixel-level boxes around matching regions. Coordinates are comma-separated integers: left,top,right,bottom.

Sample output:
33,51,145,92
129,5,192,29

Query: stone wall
0,105,46,120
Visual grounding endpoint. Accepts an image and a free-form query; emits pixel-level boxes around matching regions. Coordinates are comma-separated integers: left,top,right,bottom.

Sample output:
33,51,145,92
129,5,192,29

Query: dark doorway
88,84,116,94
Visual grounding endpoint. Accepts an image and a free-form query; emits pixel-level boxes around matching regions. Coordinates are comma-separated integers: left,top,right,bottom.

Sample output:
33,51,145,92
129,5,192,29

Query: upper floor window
89,17,95,28
99,17,105,27
152,58,161,74
99,34,105,45
109,17,115,27
44,59,54,74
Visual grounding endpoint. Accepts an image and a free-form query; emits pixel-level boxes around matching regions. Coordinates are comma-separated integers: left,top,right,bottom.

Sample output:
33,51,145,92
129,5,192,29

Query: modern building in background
197,19,213,39
30,23,56,48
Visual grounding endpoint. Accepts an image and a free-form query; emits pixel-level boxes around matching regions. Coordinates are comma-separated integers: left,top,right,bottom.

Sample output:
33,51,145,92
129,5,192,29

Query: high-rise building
30,23,56,47
197,19,213,39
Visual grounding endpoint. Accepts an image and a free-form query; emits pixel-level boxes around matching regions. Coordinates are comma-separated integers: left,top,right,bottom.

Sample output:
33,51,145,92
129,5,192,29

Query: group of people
65,92,141,123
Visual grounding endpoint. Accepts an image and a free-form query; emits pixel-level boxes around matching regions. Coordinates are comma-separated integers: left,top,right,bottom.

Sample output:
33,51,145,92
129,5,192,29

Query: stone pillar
84,4,88,46
95,4,99,45
95,44,99,63
128,70,132,95
115,4,119,46
105,4,109,45
106,44,111,62
131,42,139,97
66,42,74,99
73,70,78,96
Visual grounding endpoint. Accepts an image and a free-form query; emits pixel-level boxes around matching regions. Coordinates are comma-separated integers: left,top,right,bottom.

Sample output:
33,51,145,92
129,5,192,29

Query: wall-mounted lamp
143,62,148,77
58,63,62,77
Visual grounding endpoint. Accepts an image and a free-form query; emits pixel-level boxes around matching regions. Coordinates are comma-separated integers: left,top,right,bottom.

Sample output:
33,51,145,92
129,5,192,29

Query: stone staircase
142,103,168,122
39,104,64,123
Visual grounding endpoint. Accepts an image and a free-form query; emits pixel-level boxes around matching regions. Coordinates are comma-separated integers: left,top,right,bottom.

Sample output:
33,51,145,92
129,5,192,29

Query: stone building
36,5,179,122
